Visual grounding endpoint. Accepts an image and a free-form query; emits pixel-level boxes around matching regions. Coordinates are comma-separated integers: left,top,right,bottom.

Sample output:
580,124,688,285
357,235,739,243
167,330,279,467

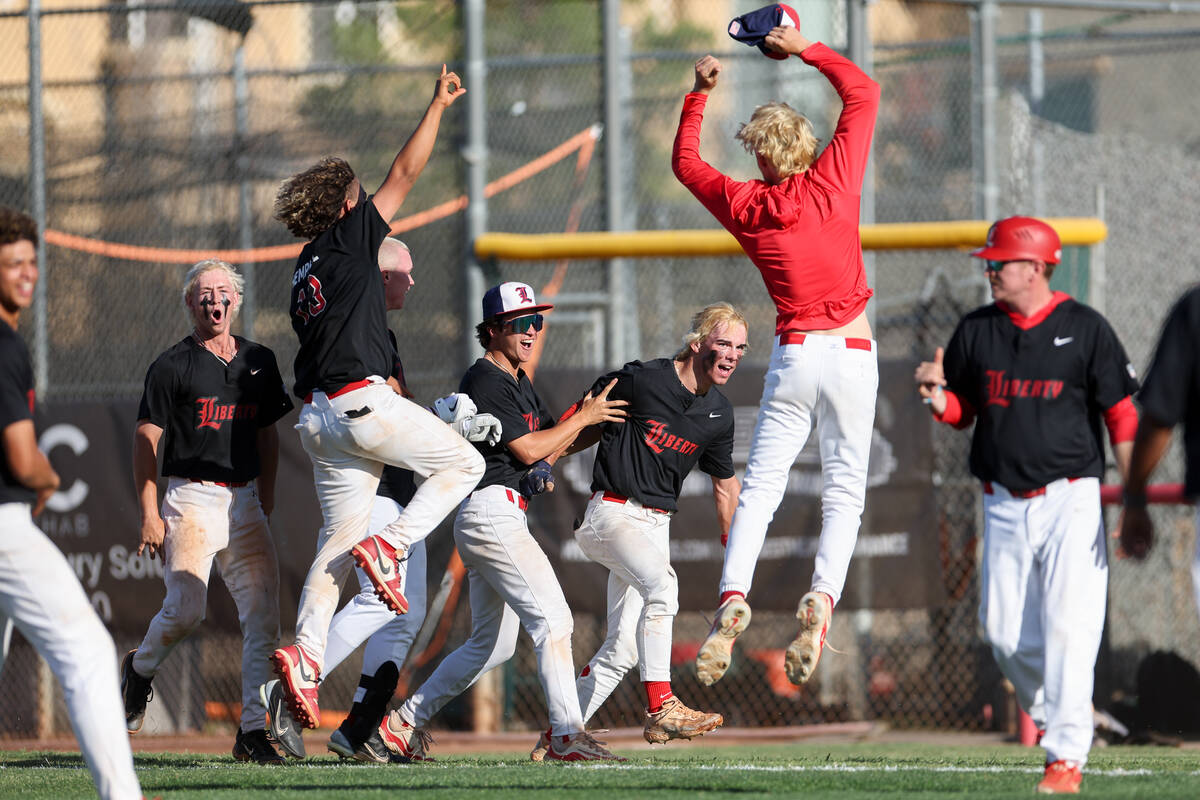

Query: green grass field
3,741,1199,798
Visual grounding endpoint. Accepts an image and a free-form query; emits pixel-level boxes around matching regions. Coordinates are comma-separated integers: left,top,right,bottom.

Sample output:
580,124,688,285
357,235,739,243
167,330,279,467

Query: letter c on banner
38,424,90,512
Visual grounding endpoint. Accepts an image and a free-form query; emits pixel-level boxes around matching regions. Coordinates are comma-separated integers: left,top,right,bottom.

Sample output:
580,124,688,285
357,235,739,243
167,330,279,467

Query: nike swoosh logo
1053,337,1073,346
709,412,721,418
276,716,290,735
297,657,316,683
379,559,393,577
251,368,262,375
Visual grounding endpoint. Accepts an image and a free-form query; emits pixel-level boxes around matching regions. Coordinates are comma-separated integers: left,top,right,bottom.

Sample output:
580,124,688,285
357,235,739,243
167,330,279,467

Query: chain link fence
1,0,1198,744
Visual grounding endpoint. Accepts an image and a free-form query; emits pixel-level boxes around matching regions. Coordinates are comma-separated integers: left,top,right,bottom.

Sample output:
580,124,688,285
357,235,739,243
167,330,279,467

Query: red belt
598,491,670,514
984,478,1079,499
190,478,249,488
504,489,528,511
778,332,873,351
304,378,373,405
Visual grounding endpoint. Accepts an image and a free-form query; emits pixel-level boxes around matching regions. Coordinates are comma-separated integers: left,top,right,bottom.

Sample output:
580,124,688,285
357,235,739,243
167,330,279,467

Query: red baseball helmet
970,216,1062,265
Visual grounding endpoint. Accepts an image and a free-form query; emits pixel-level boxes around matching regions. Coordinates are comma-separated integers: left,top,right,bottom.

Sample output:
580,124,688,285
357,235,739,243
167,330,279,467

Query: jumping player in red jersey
915,216,1138,795
270,67,486,731
528,303,747,760
673,19,881,687
0,207,143,799
122,258,293,764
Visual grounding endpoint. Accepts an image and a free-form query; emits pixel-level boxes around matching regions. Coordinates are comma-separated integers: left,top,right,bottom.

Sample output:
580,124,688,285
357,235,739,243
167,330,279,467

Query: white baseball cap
481,281,554,320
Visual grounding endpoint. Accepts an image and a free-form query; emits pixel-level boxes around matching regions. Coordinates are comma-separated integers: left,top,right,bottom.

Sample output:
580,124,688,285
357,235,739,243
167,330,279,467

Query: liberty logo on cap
481,281,555,320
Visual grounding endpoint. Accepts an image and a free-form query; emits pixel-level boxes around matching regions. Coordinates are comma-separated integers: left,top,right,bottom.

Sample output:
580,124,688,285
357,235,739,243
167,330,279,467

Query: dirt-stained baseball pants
574,491,676,721
395,485,581,735
293,380,483,665
980,477,1106,766
133,478,279,731
323,496,427,679
0,502,142,800
721,335,878,604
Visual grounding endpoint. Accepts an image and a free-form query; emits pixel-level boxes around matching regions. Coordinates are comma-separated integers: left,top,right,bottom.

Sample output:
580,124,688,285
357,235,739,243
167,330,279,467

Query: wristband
1122,490,1147,508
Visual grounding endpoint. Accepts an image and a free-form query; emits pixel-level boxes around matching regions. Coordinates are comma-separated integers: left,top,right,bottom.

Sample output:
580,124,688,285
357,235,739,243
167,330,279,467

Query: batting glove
519,460,555,499
433,392,478,424
452,413,503,446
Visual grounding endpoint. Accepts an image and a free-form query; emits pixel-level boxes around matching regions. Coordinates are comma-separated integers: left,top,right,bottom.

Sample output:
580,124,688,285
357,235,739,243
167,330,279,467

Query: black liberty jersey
290,198,393,399
587,358,735,512
137,336,294,483
0,320,36,504
1138,286,1200,497
378,329,417,506
460,359,555,494
943,294,1137,492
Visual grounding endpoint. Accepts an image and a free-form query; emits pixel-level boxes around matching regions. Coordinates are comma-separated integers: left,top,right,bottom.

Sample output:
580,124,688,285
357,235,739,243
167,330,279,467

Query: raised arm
372,65,466,223
799,41,880,193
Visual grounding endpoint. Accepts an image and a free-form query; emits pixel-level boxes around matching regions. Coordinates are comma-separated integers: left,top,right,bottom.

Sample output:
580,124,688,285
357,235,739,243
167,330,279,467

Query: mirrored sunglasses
504,314,544,334
985,259,1025,272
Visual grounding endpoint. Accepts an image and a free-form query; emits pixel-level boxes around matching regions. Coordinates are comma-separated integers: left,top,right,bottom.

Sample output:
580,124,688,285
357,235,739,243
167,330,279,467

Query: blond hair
182,259,243,321
735,103,819,181
675,302,748,360
274,157,357,239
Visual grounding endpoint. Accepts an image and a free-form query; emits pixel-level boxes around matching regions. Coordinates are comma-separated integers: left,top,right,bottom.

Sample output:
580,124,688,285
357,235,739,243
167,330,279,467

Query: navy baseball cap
728,4,799,61
481,281,554,321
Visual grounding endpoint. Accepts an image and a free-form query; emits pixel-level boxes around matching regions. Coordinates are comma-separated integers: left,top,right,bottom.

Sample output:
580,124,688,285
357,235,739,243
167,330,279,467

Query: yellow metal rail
474,218,1107,261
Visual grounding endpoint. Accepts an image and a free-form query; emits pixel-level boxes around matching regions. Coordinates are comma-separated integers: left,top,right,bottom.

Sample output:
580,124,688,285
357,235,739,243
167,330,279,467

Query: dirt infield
0,722,1021,757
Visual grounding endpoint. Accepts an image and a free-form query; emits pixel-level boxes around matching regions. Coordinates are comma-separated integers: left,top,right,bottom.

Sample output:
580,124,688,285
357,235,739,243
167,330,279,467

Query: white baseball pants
574,492,676,722
133,478,279,730
721,335,878,604
979,477,1107,766
293,380,483,663
324,496,427,678
1193,506,1200,622
397,485,582,735
0,502,142,800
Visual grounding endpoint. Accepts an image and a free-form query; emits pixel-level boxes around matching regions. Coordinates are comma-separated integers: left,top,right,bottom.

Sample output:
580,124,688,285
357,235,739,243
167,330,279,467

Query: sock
719,590,744,606
644,681,673,713
339,661,399,747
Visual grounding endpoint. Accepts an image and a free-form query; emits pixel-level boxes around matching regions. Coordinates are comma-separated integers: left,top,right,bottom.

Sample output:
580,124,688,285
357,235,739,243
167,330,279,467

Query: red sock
644,681,673,713
719,590,744,606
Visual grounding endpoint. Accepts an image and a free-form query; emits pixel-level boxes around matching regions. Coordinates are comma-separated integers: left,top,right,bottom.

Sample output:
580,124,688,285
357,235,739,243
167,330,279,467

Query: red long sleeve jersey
672,43,880,335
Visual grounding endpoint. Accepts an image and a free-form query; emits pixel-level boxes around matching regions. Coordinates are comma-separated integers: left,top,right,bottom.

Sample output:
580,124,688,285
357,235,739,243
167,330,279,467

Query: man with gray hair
120,258,294,763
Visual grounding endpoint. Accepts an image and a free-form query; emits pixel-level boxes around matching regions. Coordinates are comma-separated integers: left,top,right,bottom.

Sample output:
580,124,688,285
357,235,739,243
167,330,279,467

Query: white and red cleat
785,591,833,685
352,534,409,615
1036,760,1082,794
270,644,321,729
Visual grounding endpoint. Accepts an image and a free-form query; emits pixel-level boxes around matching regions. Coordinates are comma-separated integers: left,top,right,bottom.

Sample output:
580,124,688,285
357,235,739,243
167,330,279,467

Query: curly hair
274,157,357,239
735,103,819,181
0,207,38,248
675,302,748,360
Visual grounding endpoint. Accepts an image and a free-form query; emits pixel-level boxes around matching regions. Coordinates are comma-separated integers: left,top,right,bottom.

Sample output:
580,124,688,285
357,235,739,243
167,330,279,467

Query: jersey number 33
293,275,327,324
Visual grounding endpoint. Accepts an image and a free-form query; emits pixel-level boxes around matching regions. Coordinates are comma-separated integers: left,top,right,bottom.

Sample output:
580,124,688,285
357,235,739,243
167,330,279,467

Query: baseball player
120,258,293,764
377,282,628,762
264,238,498,763
528,302,746,760
914,216,1138,794
673,19,882,687
270,66,487,731
1117,285,1200,614
0,207,142,799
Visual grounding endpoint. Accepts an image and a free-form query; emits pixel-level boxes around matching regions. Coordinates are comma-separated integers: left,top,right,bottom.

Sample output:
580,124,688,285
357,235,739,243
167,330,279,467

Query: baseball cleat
1036,760,1082,794
356,729,410,764
352,535,409,615
545,730,626,762
643,697,724,745
529,728,551,762
232,727,285,765
270,644,322,729
784,591,833,685
695,596,752,686
260,680,305,759
120,650,154,734
379,712,435,761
